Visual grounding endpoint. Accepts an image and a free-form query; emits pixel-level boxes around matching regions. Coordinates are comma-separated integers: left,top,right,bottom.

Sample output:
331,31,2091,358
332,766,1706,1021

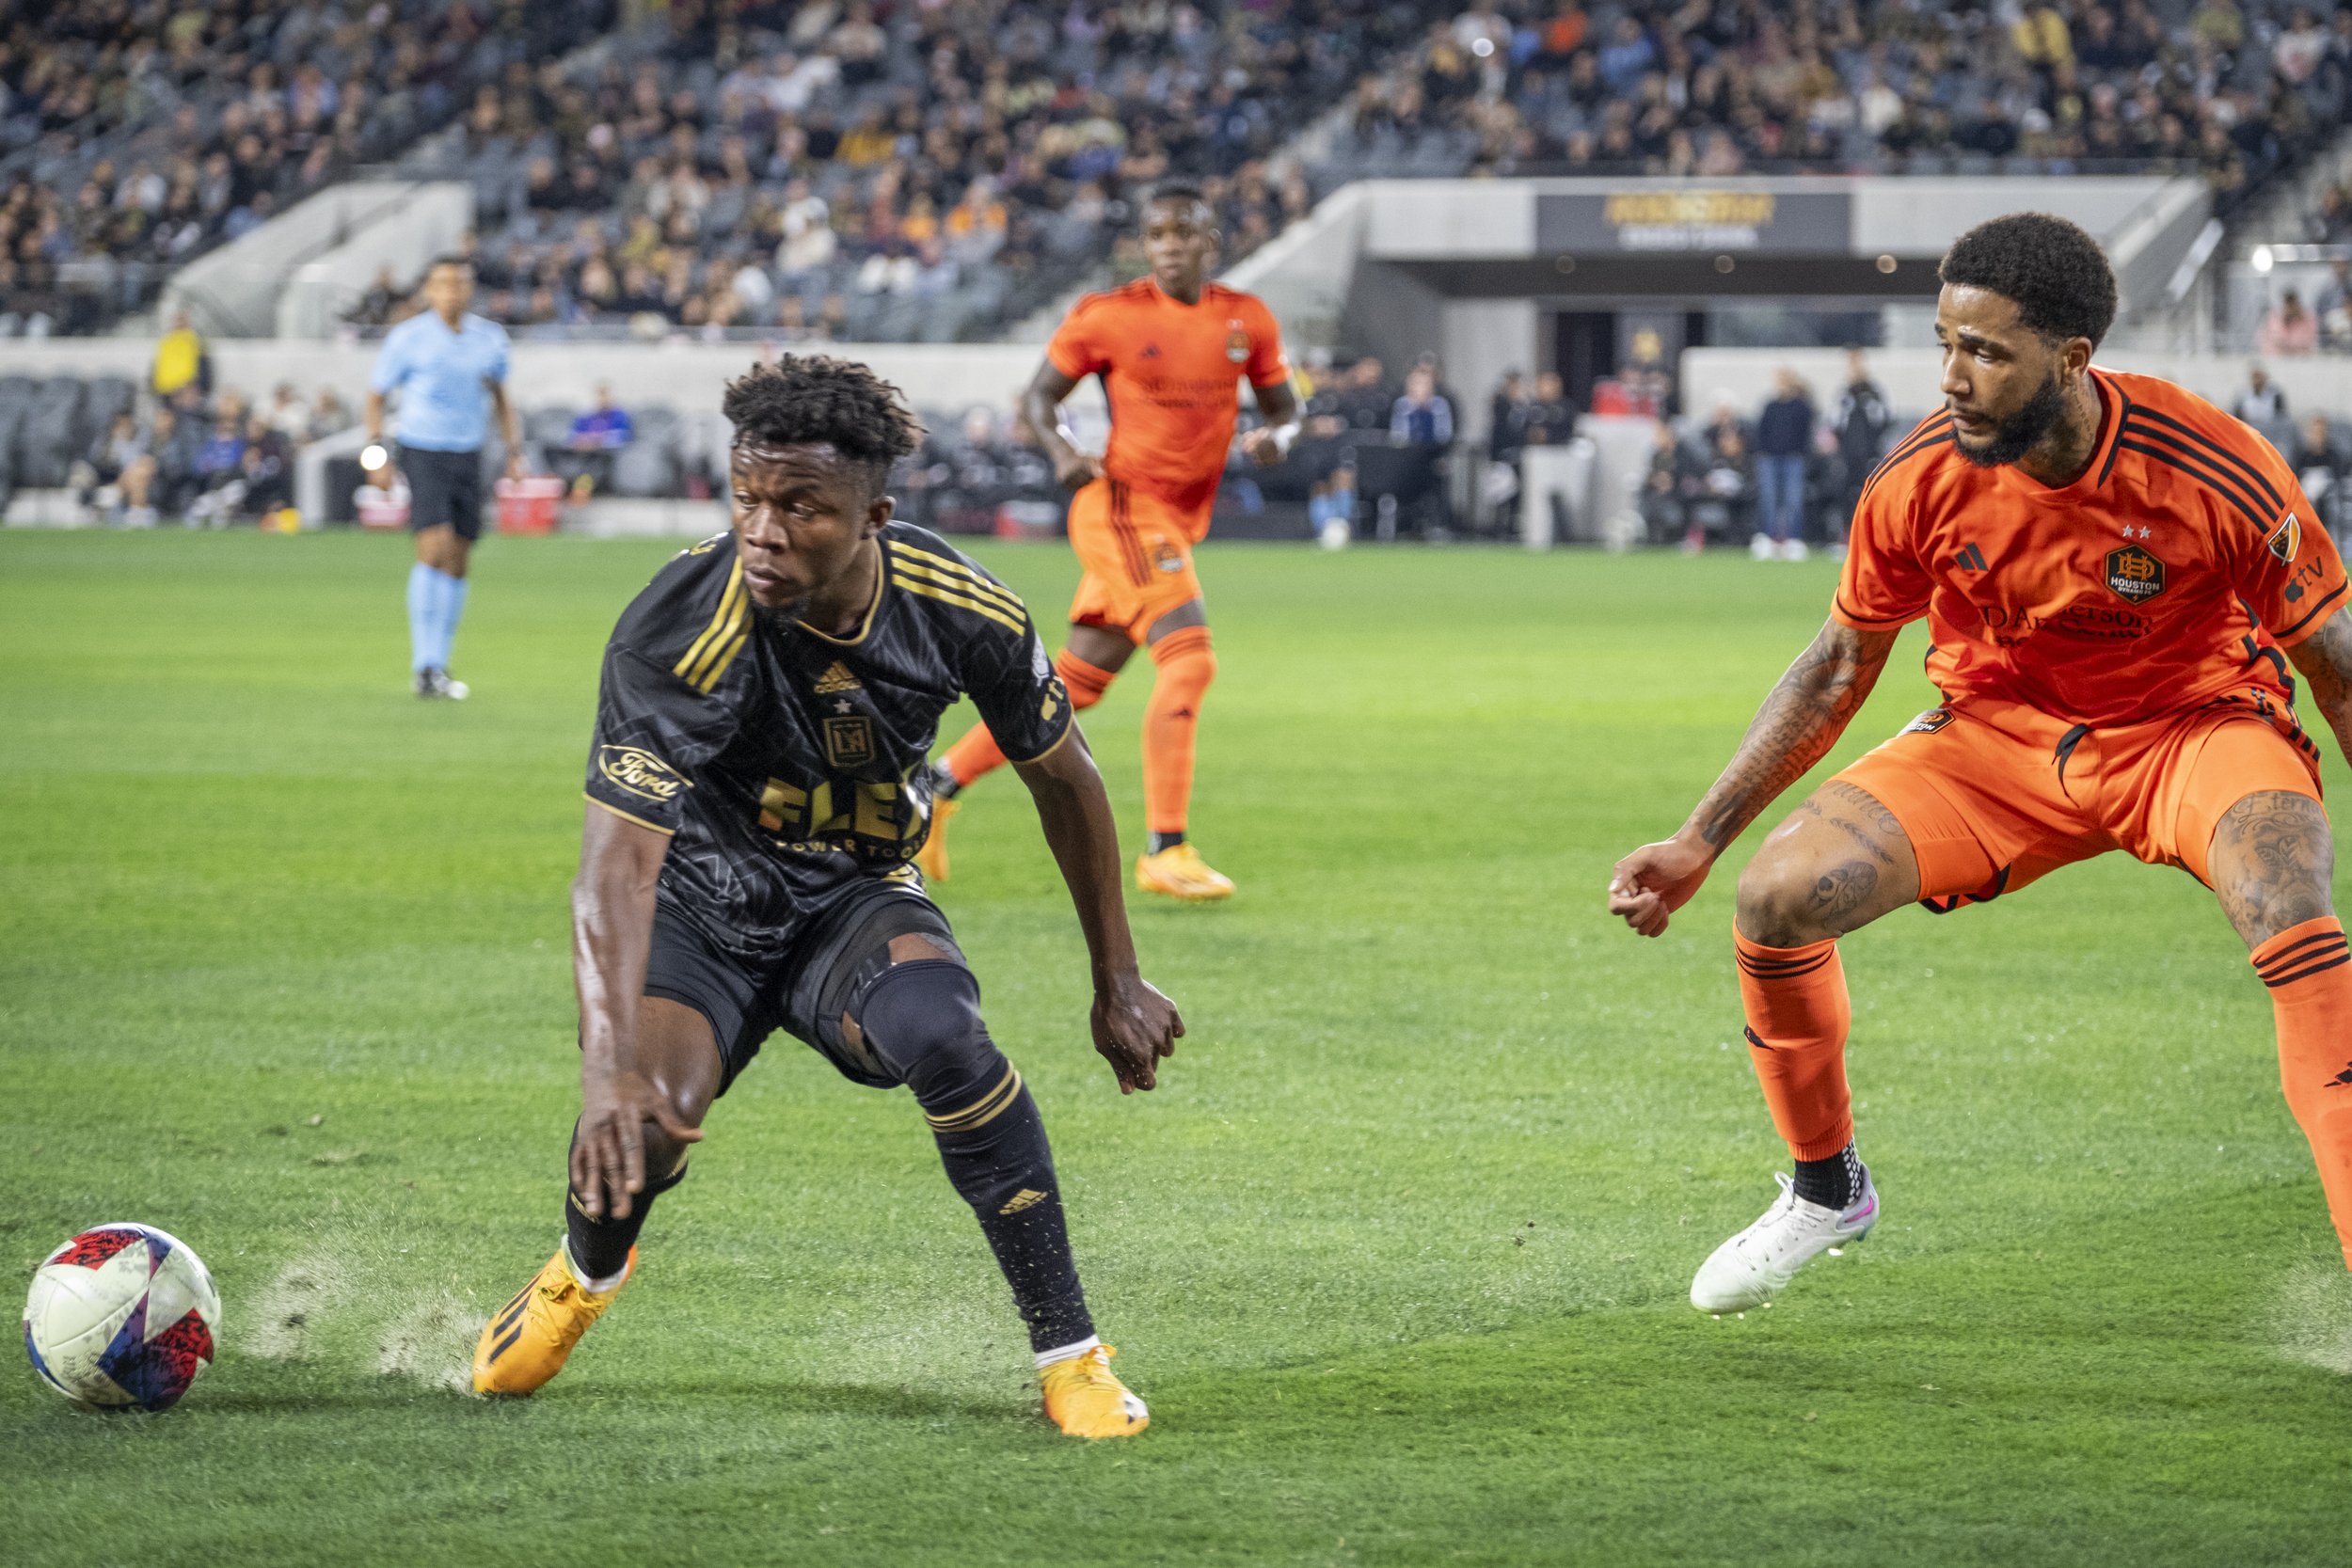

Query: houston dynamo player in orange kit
921,183,1299,901
1610,214,2352,1309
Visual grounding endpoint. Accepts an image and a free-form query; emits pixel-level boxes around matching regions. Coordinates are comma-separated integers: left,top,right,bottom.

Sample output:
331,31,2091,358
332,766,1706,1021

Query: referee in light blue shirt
366,255,522,700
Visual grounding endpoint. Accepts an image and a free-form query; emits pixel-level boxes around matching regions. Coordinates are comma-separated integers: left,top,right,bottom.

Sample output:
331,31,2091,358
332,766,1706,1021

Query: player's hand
1090,972,1182,1094
1608,833,1714,939
1240,428,1285,467
1053,450,1102,492
571,1067,703,1220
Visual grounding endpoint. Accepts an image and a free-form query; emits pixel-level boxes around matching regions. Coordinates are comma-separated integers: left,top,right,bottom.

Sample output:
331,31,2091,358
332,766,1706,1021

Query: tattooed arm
1607,618,1900,937
2285,607,2352,768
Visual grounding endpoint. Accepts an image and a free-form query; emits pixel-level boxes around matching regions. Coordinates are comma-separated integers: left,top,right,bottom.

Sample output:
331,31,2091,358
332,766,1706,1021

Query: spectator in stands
2293,411,2343,524
76,412,147,523
185,411,249,526
1488,371,1527,467
1518,372,1574,448
1638,419,1702,551
1391,367,1455,448
1832,349,1892,546
1754,370,1816,561
2261,291,2322,356
151,309,209,400
1695,424,1756,548
2235,363,2292,426
2315,259,2352,348
558,383,635,500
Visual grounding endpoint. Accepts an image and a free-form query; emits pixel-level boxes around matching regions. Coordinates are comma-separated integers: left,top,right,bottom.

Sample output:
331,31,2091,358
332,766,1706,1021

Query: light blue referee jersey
369,310,511,452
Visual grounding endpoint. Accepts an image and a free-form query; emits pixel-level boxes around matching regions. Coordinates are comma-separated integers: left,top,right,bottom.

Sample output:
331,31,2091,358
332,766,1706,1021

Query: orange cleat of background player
1609,213,2352,1310
921,182,1300,902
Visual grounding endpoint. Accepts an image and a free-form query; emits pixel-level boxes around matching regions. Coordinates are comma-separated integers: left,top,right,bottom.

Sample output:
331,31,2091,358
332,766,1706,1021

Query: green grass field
4,530,2350,1566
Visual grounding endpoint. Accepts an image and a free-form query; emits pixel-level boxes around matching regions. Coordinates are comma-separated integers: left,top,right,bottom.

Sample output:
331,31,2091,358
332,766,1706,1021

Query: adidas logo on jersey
813,661,863,694
1954,542,1987,572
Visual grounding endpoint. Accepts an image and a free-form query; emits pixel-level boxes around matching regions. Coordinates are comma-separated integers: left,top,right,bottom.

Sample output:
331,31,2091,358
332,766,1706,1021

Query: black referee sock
862,962,1095,1353
1148,830,1185,854
1790,1140,1866,1210
564,1148,688,1282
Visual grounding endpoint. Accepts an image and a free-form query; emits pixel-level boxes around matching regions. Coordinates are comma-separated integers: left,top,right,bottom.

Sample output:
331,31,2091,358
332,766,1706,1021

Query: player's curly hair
723,356,925,485
1938,213,2117,348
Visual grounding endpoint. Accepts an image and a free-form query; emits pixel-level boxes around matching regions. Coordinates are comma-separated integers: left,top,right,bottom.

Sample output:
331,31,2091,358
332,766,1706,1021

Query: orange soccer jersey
1047,277,1290,522
1835,368,2346,724
1828,368,2347,900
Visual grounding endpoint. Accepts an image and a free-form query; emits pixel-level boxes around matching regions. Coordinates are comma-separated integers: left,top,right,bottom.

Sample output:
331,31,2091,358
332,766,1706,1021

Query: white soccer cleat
1748,532,1776,561
1691,1169,1878,1312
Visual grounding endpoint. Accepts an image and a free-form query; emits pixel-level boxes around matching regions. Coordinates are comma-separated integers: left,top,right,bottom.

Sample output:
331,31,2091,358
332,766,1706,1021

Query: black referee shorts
642,880,965,1093
397,445,485,540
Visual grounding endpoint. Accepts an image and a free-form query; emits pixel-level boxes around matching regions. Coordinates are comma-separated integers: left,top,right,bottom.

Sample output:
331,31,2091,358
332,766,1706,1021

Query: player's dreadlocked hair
1938,214,2118,349
722,356,925,488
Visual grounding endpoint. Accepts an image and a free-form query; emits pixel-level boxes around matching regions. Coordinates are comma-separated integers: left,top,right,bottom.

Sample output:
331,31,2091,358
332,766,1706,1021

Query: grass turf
2,530,2349,1567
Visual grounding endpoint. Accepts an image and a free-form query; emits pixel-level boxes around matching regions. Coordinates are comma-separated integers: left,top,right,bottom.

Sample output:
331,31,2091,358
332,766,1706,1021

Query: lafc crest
823,715,875,768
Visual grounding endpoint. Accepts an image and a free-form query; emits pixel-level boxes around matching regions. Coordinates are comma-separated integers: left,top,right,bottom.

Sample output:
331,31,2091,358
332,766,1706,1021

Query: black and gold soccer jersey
582,523,1072,951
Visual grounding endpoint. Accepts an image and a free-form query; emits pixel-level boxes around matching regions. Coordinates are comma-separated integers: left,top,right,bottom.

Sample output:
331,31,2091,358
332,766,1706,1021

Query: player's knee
2211,791,2337,945
856,959,1004,1111
1735,850,1834,947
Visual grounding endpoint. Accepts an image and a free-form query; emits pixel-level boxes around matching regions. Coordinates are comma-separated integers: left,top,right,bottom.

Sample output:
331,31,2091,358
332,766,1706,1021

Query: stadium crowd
1327,0,2351,198
0,0,618,335
377,0,1414,341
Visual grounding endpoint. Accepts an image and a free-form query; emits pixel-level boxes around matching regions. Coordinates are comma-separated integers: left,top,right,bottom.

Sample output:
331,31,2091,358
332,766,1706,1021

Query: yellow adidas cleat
470,1244,633,1397
1135,842,1234,902
915,796,960,882
1040,1344,1150,1438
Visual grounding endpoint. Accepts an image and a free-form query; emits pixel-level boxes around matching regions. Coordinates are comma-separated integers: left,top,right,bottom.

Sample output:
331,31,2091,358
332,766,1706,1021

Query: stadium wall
0,340,1082,422
1680,347,2352,423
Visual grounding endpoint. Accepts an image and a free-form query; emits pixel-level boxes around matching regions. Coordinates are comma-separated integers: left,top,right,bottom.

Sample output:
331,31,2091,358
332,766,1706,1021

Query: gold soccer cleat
1040,1344,1150,1438
915,796,960,882
1135,842,1234,902
470,1245,634,1397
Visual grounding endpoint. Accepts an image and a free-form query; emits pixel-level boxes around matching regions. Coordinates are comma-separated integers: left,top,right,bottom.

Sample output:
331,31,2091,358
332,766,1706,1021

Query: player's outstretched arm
2286,607,2352,767
1013,734,1184,1093
570,806,703,1218
1019,361,1100,492
1608,618,1899,937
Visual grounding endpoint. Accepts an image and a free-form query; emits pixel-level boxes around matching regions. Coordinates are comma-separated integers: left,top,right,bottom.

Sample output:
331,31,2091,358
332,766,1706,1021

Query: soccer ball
23,1223,219,1412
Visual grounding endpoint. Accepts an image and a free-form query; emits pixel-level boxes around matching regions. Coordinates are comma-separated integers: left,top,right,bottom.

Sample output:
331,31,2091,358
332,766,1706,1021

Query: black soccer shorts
641,880,964,1092
396,445,485,541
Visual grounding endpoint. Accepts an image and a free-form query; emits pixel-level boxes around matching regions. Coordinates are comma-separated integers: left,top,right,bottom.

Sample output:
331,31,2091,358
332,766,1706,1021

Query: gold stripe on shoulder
692,625,753,693
891,573,1025,634
675,559,746,683
583,793,676,836
885,546,1025,613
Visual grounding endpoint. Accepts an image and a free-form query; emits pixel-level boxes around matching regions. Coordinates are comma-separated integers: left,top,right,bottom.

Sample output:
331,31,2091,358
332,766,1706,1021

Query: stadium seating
1,0,622,335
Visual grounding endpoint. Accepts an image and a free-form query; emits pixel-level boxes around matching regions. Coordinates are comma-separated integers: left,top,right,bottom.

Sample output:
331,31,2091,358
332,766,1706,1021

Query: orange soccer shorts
1066,478,1207,642
1832,689,2325,908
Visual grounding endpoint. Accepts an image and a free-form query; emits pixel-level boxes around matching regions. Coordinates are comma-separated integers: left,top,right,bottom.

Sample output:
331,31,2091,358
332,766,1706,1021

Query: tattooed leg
1735,779,1922,946
2208,790,2336,949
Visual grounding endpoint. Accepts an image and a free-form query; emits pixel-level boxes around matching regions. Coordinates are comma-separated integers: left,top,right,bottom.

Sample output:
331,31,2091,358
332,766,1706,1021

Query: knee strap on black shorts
855,958,1093,1353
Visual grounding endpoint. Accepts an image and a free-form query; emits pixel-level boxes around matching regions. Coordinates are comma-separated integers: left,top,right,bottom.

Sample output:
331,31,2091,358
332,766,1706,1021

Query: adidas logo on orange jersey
813,661,863,694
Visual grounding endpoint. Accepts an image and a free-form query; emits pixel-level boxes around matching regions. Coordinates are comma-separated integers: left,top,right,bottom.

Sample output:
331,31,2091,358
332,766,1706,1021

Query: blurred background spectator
1753,369,1816,561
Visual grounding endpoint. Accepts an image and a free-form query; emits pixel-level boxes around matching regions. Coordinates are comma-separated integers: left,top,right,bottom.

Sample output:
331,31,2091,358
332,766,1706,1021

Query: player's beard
1954,371,2066,468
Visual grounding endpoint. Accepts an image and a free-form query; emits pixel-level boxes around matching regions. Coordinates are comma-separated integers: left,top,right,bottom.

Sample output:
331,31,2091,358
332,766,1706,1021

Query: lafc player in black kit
472,357,1181,1438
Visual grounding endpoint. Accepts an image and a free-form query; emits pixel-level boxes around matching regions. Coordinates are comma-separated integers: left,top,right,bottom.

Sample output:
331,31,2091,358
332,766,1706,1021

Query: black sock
1148,830,1185,854
564,1146,688,1281
864,962,1094,1353
1790,1141,1865,1209
929,761,961,800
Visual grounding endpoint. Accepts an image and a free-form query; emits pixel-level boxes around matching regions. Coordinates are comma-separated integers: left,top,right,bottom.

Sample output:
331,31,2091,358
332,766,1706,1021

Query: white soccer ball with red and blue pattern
23,1224,219,1412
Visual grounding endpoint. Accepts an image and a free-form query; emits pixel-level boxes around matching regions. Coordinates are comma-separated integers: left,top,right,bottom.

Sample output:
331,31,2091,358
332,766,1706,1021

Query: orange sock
2253,916,2352,1268
1141,626,1215,838
941,648,1117,788
1734,930,1855,1160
